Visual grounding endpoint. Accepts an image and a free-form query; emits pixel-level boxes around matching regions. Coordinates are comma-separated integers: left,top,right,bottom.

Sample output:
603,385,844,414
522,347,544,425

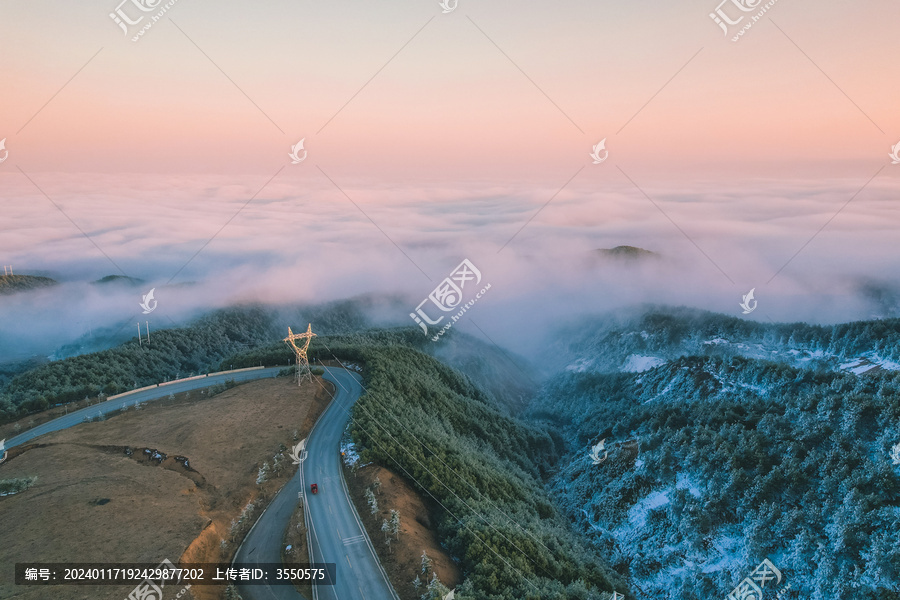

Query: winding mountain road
4,365,398,600
235,366,398,600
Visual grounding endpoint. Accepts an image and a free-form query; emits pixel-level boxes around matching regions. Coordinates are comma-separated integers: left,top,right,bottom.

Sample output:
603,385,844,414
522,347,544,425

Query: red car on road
310,483,318,494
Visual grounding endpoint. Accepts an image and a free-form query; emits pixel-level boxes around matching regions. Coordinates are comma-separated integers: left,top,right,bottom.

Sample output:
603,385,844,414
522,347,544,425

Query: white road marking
342,534,366,546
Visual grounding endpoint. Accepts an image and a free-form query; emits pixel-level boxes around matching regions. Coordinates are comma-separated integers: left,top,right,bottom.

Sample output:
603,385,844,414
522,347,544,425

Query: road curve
4,367,282,450
236,366,399,600
3,364,399,600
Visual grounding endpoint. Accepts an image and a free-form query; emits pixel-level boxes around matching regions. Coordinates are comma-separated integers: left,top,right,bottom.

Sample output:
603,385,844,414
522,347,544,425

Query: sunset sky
1,1,899,359
1,0,898,178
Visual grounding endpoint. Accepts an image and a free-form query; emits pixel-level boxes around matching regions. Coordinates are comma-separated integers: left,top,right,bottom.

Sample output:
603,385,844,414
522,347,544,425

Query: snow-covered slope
552,306,900,378
533,307,900,600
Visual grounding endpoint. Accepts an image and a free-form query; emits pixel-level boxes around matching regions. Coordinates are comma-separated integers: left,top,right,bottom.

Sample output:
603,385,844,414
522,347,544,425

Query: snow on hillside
839,354,900,375
556,308,900,379
622,355,666,373
540,309,900,600
626,490,670,528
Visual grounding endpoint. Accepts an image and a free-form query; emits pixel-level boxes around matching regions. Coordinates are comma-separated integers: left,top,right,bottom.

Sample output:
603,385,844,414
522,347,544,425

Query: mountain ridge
0,274,58,296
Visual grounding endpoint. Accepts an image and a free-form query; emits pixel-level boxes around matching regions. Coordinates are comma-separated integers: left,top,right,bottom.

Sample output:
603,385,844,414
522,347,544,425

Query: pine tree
423,572,450,600
256,461,270,485
365,488,378,514
389,509,401,539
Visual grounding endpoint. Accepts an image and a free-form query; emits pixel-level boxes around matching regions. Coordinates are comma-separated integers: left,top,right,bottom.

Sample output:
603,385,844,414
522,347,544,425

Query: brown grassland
0,376,332,600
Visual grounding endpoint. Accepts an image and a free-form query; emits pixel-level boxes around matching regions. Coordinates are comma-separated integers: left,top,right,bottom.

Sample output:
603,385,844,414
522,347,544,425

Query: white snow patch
839,354,900,375
341,441,362,466
676,473,702,498
628,490,670,528
622,355,666,373
566,357,595,373
704,338,729,345
874,357,900,371
701,535,743,574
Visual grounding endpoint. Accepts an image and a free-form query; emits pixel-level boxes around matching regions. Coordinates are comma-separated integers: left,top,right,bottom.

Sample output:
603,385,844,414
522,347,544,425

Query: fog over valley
2,174,898,364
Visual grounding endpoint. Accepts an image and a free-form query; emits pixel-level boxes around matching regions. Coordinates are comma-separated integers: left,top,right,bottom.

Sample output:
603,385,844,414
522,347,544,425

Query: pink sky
1,1,898,180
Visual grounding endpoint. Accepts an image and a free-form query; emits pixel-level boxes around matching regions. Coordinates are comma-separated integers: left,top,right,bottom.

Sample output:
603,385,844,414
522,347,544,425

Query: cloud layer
1,173,898,362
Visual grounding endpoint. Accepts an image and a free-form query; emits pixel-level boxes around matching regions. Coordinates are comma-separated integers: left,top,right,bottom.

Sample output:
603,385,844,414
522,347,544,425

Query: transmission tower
283,323,317,385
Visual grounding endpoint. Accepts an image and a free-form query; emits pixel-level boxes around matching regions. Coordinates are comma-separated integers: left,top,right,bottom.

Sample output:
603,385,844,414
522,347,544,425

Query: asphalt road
4,367,282,450
236,366,398,600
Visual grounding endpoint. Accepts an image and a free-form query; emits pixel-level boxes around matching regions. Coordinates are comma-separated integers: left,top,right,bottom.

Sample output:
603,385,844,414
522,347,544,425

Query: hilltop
0,274,58,296
92,275,145,286
592,245,660,260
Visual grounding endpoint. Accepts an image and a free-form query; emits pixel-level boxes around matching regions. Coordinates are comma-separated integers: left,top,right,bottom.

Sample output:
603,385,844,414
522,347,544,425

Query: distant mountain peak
593,246,660,260
92,275,145,286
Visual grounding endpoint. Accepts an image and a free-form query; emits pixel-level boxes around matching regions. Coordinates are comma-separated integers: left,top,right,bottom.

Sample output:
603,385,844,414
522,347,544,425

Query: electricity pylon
284,324,316,385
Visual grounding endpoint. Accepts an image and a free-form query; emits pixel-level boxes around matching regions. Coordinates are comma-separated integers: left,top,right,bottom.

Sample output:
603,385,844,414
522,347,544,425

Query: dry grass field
0,375,333,600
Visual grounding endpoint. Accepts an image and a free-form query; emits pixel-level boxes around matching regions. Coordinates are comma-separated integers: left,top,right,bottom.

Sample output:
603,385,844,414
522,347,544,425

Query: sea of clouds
1,172,898,363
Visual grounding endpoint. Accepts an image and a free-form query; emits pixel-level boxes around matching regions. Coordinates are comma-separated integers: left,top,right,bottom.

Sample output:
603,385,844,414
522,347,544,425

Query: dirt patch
345,463,461,600
0,375,334,600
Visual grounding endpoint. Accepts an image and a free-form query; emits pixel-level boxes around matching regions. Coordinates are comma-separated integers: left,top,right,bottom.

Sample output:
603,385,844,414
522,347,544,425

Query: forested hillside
0,307,281,418
553,306,900,376
226,326,536,414
1,300,534,421
531,310,900,599
225,332,625,599
0,274,58,295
